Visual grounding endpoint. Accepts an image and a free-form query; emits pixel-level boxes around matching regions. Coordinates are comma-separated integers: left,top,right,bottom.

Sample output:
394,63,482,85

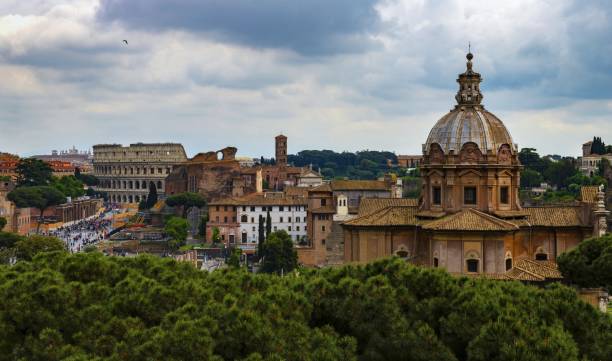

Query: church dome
424,53,516,155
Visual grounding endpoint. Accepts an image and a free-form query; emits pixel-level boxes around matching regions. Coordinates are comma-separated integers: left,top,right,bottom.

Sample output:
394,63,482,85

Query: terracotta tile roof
310,205,336,214
505,258,562,281
492,210,529,218
357,198,419,216
309,183,332,192
580,186,598,203
210,193,307,206
330,180,390,191
514,206,585,227
344,206,419,227
416,210,447,219
299,169,322,177
284,186,310,198
422,209,519,231
463,259,563,282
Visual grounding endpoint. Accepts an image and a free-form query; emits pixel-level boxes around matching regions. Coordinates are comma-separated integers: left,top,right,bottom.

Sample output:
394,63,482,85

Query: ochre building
342,53,609,277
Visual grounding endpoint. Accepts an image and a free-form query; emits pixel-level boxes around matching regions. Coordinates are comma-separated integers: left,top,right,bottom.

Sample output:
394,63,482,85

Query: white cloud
0,0,611,159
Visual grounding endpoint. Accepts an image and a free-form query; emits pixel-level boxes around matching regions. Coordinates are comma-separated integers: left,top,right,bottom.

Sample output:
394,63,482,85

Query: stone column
593,185,610,237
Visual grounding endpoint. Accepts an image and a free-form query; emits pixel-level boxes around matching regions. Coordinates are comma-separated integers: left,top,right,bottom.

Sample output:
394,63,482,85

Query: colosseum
93,143,188,204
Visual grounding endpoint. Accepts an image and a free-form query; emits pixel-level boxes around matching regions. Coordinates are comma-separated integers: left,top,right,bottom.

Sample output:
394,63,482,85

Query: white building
579,140,612,176
236,193,308,249
296,169,324,187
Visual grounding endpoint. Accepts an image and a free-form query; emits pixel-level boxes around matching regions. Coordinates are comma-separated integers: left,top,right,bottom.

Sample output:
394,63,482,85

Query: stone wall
93,143,187,204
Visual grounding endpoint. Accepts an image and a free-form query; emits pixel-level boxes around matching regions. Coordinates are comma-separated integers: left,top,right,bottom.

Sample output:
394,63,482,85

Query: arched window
465,251,480,273
433,257,439,268
157,181,162,189
241,215,248,222
395,245,409,259
466,259,479,273
534,247,548,261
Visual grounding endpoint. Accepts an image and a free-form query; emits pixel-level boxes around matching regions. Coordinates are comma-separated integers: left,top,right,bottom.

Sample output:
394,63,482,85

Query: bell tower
275,134,287,167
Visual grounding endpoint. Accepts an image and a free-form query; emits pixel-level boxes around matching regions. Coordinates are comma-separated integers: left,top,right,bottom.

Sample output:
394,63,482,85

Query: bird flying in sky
123,40,128,45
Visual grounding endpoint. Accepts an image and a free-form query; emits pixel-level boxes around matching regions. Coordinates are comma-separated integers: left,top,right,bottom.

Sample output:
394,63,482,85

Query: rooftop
422,208,518,232
209,193,307,206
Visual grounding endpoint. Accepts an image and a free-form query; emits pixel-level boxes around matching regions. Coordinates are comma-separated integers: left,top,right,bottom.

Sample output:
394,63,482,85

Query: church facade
342,53,609,278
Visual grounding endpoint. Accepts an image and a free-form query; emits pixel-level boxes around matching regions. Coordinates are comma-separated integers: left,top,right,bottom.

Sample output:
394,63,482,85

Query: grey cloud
96,0,381,55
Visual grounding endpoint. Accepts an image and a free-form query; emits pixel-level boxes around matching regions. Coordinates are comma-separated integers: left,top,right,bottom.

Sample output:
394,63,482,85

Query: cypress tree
146,182,158,209
258,214,265,259
265,210,272,239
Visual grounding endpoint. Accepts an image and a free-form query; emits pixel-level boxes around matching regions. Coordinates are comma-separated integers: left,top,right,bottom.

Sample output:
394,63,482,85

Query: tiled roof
344,206,419,227
357,198,419,216
209,193,307,206
580,186,598,204
299,169,322,177
505,258,562,281
416,210,447,219
310,205,336,214
309,183,332,192
330,180,389,191
284,186,310,198
492,210,529,218
463,259,563,282
514,206,585,227
422,209,519,231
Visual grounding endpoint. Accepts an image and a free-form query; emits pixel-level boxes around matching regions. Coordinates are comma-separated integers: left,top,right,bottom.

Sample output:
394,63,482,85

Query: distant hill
288,149,398,180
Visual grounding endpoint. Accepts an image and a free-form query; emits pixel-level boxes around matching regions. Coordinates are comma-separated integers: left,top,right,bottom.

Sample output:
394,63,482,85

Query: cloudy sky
1,0,611,158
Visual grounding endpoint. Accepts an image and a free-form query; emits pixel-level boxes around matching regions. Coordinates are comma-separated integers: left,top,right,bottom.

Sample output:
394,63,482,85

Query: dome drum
419,52,522,215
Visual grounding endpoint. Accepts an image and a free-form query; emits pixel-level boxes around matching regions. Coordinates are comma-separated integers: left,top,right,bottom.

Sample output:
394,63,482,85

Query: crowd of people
51,209,117,253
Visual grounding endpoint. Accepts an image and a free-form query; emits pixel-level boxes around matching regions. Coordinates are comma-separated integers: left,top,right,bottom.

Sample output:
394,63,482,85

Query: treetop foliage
165,192,207,217
0,252,609,361
518,148,607,201
15,158,52,187
164,217,190,250
288,150,397,180
49,175,85,199
7,186,66,212
557,234,612,290
260,230,297,274
589,136,611,155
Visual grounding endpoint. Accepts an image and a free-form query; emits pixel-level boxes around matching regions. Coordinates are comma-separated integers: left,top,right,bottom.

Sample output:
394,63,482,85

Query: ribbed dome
424,107,515,154
424,52,515,155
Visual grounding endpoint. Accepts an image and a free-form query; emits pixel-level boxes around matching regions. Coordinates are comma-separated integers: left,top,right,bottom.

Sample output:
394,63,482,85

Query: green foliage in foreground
0,255,610,361
558,234,612,290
